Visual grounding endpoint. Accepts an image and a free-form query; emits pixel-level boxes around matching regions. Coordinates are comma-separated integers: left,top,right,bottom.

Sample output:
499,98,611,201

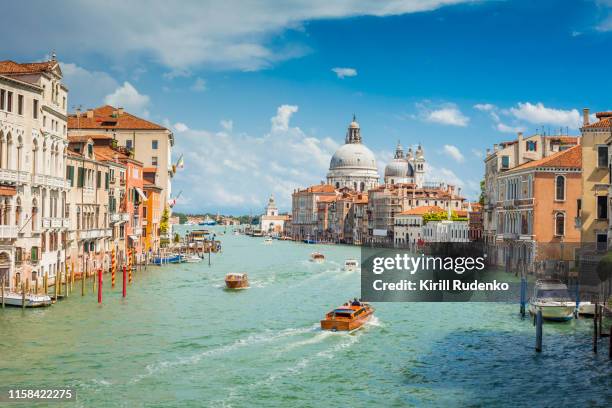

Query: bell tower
414,144,425,188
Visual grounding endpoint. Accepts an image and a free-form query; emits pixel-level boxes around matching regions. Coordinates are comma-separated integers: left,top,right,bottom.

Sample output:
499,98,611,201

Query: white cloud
442,144,465,163
496,122,526,134
271,104,299,132
104,82,150,115
509,102,581,129
473,103,496,112
191,77,207,92
332,67,357,78
172,104,339,212
471,148,483,159
61,62,119,108
1,1,473,70
174,122,189,132
418,103,469,127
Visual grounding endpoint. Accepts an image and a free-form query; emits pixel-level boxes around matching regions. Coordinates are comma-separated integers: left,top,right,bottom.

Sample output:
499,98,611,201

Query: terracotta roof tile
583,116,612,129
398,205,445,216
509,145,581,172
0,60,56,75
68,105,167,131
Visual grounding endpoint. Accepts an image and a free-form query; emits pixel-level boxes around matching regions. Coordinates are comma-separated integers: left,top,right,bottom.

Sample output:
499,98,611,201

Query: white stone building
394,206,444,247
327,116,379,192
384,142,425,188
0,57,70,289
260,195,289,235
422,220,469,243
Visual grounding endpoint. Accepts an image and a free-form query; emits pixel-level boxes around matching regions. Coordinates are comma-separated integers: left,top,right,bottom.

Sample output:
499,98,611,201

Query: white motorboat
183,254,202,263
1,292,52,307
344,259,359,271
233,230,240,236
562,300,596,316
263,237,273,244
528,280,575,321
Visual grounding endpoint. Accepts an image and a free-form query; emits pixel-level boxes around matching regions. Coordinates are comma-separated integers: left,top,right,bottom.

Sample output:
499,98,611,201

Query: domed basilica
326,116,380,192
326,116,427,192
383,141,425,188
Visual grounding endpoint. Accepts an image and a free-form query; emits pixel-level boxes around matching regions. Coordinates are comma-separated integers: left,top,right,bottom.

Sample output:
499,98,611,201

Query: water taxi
321,300,374,332
310,252,325,263
264,237,273,244
344,259,359,271
182,254,202,263
528,279,575,321
1,292,52,307
225,273,249,290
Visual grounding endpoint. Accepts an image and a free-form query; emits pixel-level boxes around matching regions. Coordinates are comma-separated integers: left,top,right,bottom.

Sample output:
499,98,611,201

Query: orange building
496,145,582,270
143,177,162,253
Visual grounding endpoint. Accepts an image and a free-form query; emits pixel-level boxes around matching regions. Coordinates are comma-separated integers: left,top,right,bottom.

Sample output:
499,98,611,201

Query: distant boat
152,254,182,265
182,254,202,263
263,237,273,244
1,292,52,307
199,216,217,226
344,259,359,271
528,279,575,321
303,239,316,244
225,273,249,290
310,252,325,263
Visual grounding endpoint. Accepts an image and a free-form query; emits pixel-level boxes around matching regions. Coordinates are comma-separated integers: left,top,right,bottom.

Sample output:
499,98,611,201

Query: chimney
86,109,94,118
583,108,590,126
517,131,524,165
118,107,124,115
493,144,499,152
486,148,491,156
75,108,81,118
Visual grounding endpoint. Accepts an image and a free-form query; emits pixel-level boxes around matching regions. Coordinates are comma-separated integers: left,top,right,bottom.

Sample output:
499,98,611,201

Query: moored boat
1,292,52,307
183,254,202,263
528,279,575,321
344,259,359,271
225,273,249,289
310,252,325,263
320,300,374,332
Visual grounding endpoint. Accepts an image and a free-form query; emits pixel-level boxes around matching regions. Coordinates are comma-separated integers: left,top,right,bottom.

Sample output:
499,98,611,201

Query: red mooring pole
97,269,102,304
122,265,127,298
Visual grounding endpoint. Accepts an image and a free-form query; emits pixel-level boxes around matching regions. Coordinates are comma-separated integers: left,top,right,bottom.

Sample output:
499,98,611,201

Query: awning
135,187,148,202
128,235,140,241
0,186,17,196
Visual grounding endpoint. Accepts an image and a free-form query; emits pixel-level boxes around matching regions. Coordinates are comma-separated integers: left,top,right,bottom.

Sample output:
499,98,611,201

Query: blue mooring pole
520,277,526,318
535,310,543,352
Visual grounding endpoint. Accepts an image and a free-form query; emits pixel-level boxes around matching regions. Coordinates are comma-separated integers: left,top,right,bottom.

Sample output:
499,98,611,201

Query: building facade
291,184,337,241
260,195,289,235
0,58,70,289
383,142,425,188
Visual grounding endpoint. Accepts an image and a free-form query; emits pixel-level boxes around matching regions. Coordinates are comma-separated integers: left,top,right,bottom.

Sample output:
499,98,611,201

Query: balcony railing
110,212,130,223
42,217,69,229
0,225,18,239
31,174,70,189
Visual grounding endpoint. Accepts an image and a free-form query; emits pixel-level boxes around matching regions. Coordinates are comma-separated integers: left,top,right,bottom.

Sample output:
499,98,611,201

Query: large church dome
384,142,414,178
329,143,377,171
326,116,380,192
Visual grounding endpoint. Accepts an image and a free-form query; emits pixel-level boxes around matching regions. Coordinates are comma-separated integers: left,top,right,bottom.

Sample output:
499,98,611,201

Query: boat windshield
333,309,353,316
536,289,571,300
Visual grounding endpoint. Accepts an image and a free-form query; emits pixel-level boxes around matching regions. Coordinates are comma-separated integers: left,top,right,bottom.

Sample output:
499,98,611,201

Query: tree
160,206,170,236
173,232,180,243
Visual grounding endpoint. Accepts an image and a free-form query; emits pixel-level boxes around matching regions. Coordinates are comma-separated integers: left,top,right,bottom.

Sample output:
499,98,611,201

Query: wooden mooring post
519,277,526,318
21,282,26,309
44,272,48,295
593,303,598,354
1,275,4,308
54,273,59,301
535,310,543,352
97,269,102,304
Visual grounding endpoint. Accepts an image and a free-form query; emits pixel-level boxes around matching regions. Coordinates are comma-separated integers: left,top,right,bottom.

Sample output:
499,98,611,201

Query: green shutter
77,167,84,187
96,171,101,188
66,165,75,186
105,172,110,189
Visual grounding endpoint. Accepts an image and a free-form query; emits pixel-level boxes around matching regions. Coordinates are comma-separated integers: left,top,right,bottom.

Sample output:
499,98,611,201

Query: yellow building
580,109,610,251
143,178,162,254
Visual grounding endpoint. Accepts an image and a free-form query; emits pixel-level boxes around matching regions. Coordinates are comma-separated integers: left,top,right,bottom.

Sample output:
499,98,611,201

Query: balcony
110,212,130,223
42,217,69,229
0,225,18,239
31,174,70,189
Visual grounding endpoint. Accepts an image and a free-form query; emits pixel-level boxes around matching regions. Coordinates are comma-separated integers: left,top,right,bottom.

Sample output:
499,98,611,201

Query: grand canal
1,226,610,407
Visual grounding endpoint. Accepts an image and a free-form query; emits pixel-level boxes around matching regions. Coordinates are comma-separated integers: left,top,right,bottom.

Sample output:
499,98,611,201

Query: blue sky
3,0,612,214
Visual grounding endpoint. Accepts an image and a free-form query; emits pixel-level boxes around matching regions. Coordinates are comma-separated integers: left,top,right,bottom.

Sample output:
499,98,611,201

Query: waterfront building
609,136,612,249
66,136,111,273
483,132,579,262
291,183,337,241
67,105,174,233
495,145,582,271
0,57,70,289
579,109,610,252
468,203,483,242
260,195,289,235
367,182,465,244
143,168,162,253
422,220,469,243
346,192,368,245
383,142,425,188
394,206,444,247
326,116,379,192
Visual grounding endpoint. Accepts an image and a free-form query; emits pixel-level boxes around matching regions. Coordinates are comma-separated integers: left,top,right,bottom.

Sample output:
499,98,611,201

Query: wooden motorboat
310,252,325,263
321,300,374,332
225,273,249,289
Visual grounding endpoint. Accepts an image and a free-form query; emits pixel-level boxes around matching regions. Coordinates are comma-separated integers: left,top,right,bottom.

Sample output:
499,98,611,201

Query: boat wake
128,325,317,384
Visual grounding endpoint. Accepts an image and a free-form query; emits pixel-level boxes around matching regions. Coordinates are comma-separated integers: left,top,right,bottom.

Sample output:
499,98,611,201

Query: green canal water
1,226,610,407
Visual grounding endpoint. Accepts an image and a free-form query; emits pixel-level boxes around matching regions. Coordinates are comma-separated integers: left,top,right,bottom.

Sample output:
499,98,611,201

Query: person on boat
351,298,361,306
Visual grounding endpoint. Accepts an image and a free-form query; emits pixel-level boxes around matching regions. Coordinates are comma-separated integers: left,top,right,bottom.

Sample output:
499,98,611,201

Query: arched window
335,182,339,189
555,175,565,201
360,182,365,191
555,212,565,236
353,182,357,190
